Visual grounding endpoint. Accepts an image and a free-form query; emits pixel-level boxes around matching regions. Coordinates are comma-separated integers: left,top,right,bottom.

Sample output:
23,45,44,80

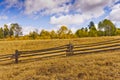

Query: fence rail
0,38,120,64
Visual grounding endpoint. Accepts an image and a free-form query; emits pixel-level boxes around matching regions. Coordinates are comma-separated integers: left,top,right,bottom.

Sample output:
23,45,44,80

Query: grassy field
0,36,120,80
0,36,120,54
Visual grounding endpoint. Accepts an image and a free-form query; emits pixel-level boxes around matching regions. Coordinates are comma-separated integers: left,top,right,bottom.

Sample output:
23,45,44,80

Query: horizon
0,0,120,35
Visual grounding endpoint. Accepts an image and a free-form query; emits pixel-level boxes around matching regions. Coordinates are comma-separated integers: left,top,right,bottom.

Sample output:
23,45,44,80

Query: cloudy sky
0,0,120,34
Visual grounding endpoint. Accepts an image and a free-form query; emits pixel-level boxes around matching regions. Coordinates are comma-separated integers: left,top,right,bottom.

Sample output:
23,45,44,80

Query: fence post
15,50,19,64
66,43,74,56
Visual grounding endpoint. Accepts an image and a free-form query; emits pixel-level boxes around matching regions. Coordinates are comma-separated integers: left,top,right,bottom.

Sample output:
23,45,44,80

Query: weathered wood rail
0,38,120,64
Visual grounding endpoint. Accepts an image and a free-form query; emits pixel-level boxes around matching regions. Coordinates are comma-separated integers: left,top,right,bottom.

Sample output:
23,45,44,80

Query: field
0,36,120,80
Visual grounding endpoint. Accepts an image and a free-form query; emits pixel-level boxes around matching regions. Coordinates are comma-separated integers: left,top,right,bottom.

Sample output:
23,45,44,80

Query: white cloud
0,15,8,20
42,4,70,15
50,0,116,25
73,0,114,17
24,0,71,15
115,0,120,3
1,0,119,28
1,0,23,9
5,0,19,8
50,14,92,25
108,4,120,21
24,0,112,17
75,0,113,10
22,26,42,35
23,0,119,26
70,27,78,33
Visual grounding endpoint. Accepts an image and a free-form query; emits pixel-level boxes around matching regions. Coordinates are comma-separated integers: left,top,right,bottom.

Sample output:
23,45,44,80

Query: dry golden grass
0,51,120,80
0,36,120,54
0,36,120,80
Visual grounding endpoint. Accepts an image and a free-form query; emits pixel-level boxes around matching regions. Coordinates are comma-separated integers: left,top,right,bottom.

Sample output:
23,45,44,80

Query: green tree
88,21,98,37
115,28,120,36
57,26,68,39
75,27,88,37
50,30,58,39
89,21,95,28
98,22,104,36
9,26,14,37
11,23,22,37
67,29,75,38
98,19,116,36
29,31,39,39
3,24,9,38
40,29,51,39
0,27,4,39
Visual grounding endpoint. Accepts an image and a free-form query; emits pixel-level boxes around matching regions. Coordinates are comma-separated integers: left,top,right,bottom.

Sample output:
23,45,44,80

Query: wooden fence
0,38,120,64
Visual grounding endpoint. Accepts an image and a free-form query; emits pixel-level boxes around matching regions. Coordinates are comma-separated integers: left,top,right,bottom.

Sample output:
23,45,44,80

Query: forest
0,19,120,40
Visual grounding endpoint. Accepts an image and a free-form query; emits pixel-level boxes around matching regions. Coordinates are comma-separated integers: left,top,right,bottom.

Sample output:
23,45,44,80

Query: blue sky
0,0,120,34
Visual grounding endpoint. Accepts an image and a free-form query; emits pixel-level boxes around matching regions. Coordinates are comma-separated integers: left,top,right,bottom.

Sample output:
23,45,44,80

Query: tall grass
0,36,120,54
0,36,120,80
0,50,120,80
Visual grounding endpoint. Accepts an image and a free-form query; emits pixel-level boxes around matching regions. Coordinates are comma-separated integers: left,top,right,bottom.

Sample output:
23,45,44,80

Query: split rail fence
0,38,120,64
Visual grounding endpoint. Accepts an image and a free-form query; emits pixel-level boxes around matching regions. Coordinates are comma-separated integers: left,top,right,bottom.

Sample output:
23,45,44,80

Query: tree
50,30,58,39
11,23,22,37
98,22,104,36
29,31,39,39
57,26,68,39
3,24,9,38
75,29,82,37
98,19,116,36
115,28,120,36
9,26,14,37
0,28,4,39
67,29,75,38
88,21,98,37
75,27,88,37
40,29,51,39
89,21,95,28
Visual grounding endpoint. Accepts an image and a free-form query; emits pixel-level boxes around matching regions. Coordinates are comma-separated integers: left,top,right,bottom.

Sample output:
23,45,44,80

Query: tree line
0,19,120,40
0,23,22,39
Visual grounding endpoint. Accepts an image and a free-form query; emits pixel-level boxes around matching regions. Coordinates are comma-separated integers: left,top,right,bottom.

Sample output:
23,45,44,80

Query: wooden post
15,50,19,63
66,43,74,56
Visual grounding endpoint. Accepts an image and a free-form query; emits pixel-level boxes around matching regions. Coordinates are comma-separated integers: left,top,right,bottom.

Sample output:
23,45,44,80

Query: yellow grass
0,36,120,80
0,36,120,54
